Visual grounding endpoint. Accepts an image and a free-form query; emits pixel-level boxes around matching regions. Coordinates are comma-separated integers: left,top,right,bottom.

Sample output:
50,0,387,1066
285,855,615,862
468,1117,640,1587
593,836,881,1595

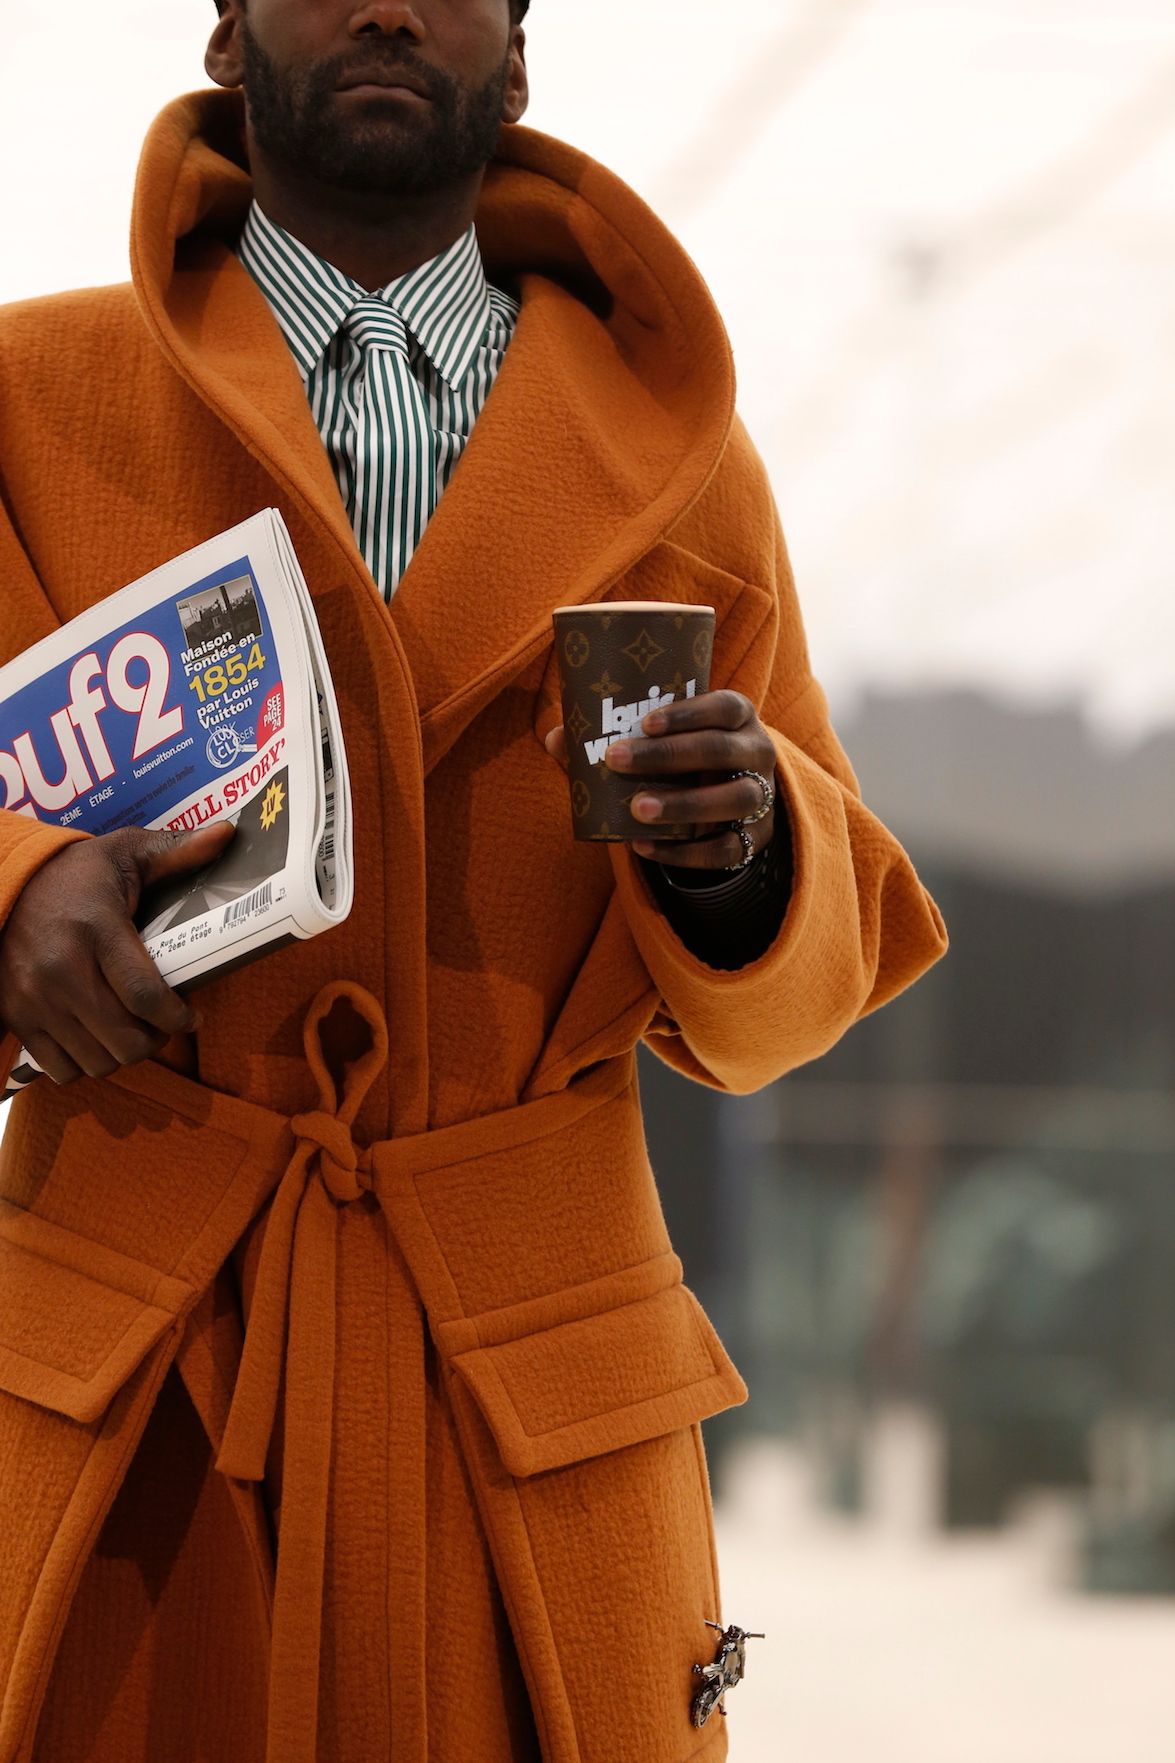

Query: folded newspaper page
1,509,353,1092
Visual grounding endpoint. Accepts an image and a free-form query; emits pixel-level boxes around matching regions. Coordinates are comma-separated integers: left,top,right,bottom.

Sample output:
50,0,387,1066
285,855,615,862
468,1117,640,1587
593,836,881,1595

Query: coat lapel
130,101,371,599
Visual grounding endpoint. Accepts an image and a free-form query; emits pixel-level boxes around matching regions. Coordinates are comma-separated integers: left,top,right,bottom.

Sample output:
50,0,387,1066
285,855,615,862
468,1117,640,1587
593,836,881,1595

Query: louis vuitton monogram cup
552,602,716,842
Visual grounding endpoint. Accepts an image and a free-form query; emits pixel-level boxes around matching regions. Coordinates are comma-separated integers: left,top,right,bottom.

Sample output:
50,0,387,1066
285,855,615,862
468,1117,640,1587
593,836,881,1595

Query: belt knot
290,1109,372,1204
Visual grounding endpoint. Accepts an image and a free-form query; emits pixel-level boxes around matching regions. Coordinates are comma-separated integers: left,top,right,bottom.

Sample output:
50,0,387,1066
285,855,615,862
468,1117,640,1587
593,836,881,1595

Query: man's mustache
323,46,455,108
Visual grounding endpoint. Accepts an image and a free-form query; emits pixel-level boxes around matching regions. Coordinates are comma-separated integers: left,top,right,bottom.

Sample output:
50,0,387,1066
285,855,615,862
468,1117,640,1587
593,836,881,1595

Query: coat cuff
0,819,89,1087
607,727,947,1094
0,820,89,936
639,784,792,970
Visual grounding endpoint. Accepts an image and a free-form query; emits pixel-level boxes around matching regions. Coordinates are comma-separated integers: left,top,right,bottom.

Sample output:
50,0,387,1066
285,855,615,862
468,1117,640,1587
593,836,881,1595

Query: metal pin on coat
690,1621,766,1728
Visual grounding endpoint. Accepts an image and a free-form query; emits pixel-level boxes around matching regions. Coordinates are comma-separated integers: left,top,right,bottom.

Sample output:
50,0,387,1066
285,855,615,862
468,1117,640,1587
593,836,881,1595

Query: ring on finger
732,769,774,826
725,824,756,870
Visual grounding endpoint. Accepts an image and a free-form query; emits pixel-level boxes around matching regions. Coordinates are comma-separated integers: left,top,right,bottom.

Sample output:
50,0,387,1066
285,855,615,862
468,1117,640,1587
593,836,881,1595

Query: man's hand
0,821,235,1085
544,688,777,870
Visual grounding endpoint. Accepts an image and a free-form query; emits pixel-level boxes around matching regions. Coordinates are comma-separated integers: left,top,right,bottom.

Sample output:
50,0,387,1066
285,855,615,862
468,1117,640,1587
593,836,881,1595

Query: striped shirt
238,202,519,600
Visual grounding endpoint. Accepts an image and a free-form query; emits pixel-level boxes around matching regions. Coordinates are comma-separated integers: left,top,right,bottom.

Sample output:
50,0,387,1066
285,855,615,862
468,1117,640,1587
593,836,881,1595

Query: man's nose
350,3,426,40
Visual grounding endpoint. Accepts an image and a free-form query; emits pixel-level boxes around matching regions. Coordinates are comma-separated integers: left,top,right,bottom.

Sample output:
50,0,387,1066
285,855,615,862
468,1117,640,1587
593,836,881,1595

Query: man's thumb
137,820,236,888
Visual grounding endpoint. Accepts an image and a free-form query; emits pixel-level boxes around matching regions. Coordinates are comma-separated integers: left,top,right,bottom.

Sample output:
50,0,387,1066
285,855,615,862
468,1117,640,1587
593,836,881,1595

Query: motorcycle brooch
690,1620,765,1728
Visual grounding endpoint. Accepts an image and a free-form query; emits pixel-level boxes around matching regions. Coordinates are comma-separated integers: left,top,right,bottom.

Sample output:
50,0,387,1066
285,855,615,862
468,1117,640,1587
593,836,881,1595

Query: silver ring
733,769,774,825
725,824,756,870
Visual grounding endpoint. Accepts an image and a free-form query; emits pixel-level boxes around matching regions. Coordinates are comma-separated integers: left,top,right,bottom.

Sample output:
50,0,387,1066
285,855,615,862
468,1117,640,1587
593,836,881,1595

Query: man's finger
632,824,766,869
638,689,753,738
629,774,770,829
544,725,568,769
97,928,195,1039
71,968,171,1069
605,728,764,775
55,1020,124,1082
21,1030,82,1087
135,820,236,892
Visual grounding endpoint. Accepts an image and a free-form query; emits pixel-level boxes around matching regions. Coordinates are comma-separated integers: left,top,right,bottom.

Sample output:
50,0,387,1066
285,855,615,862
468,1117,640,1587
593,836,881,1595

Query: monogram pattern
552,605,715,842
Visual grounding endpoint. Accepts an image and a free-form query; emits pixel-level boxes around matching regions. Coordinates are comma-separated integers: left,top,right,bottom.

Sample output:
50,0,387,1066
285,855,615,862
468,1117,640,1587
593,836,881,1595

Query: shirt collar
387,222,493,389
238,203,494,390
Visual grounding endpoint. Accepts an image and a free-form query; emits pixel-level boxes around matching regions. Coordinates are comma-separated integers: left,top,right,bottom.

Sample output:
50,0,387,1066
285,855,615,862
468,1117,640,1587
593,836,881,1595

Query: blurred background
3,2,1173,1757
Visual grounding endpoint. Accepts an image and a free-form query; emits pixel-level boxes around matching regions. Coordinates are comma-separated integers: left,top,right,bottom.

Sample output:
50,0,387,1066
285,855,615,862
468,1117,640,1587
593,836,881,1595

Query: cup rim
552,601,715,616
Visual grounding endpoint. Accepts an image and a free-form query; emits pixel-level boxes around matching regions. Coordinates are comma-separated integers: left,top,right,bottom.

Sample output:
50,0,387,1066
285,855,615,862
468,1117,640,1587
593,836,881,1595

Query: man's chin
313,153,454,199
300,124,447,196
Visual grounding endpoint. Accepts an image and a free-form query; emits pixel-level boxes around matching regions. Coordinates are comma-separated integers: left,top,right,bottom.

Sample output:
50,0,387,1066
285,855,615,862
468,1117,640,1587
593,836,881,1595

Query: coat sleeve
607,430,948,1096
0,489,88,1082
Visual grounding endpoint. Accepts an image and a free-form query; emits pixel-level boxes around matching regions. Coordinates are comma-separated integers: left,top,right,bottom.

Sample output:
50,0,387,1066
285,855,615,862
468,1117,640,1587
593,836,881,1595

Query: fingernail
633,841,656,857
606,742,632,769
633,794,662,821
642,710,668,734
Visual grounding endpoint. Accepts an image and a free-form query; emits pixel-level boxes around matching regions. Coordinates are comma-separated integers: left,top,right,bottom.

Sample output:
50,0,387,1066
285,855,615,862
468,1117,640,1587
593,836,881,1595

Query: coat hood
129,91,738,768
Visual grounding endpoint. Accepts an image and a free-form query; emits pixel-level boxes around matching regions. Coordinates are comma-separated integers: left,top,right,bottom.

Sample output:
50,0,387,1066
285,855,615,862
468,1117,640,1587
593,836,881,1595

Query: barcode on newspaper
317,736,338,884
222,881,273,929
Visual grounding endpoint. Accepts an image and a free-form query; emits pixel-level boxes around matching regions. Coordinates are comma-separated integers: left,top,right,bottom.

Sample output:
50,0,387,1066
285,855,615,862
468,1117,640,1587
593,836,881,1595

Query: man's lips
335,68,434,101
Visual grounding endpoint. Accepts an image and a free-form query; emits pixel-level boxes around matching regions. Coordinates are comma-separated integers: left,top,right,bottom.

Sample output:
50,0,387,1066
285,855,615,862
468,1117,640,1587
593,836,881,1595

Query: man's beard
240,29,510,195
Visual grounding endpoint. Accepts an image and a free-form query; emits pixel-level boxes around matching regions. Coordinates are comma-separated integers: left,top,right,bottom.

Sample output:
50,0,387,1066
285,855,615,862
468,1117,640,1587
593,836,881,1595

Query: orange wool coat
0,93,946,1763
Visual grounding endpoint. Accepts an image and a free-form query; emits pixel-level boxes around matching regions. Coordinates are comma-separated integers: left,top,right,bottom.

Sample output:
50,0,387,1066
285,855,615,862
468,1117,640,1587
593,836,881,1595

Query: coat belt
101,980,628,1763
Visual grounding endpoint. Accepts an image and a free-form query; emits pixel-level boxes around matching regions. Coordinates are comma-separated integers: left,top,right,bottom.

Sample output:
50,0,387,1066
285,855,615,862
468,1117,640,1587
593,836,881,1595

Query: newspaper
1,510,353,1092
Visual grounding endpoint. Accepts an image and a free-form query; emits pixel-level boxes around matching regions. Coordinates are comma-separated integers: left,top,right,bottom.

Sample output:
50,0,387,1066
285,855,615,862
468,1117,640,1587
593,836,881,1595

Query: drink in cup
552,601,715,842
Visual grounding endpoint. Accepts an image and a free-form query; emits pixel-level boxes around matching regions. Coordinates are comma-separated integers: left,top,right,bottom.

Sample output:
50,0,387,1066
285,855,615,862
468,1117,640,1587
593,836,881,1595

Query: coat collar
131,92,736,772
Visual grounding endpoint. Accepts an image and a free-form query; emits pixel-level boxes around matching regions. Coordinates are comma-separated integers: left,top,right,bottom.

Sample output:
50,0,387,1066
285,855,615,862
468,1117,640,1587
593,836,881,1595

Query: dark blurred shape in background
643,690,1175,1595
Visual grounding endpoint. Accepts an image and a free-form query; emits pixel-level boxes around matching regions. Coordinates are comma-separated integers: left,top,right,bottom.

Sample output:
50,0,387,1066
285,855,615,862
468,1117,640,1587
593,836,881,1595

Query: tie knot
345,295,410,356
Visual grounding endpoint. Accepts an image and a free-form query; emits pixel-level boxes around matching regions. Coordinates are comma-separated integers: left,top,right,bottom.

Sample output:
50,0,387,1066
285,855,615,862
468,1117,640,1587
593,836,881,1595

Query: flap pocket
0,1201,193,1422
450,1282,747,1478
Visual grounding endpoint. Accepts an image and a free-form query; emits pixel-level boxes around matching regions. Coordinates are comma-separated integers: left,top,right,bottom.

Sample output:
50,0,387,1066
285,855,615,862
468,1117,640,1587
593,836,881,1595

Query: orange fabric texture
0,92,946,1763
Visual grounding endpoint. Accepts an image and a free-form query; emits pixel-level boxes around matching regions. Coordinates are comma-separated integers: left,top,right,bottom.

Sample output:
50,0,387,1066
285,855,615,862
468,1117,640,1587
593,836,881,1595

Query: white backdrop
2,0,1173,737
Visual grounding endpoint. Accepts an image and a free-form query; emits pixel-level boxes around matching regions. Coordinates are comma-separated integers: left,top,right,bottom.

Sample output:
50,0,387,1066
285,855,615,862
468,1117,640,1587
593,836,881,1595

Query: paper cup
552,601,715,842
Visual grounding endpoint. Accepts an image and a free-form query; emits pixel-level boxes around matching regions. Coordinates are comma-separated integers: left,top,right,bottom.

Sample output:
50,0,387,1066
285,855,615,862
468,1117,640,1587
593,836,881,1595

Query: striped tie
343,296,437,600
